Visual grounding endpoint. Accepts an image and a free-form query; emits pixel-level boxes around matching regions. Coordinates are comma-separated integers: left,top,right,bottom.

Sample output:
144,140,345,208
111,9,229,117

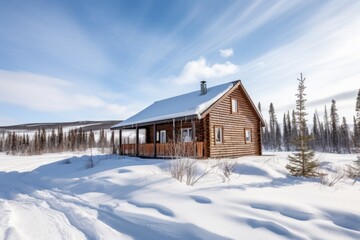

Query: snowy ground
0,151,359,240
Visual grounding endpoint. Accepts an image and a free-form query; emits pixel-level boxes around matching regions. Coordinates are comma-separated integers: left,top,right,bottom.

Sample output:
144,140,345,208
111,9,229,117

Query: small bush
346,156,360,185
319,168,346,187
219,160,236,181
169,158,215,186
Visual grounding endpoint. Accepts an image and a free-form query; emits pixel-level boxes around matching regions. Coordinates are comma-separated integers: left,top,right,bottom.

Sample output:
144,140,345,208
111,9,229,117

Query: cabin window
156,131,159,142
245,129,252,143
181,128,193,142
160,130,166,143
231,98,238,113
215,127,223,144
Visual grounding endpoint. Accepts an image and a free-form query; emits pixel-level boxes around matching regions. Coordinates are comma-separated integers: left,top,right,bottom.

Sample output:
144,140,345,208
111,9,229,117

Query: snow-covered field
0,151,359,240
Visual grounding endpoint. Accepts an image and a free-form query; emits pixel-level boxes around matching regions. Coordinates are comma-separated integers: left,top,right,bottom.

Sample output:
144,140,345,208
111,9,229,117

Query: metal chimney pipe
200,81,207,95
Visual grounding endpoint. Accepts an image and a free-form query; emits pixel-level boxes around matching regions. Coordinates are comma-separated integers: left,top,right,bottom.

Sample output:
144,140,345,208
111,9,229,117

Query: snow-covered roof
112,81,237,128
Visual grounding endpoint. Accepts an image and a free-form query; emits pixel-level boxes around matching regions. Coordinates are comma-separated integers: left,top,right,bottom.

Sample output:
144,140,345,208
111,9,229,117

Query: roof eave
111,114,199,130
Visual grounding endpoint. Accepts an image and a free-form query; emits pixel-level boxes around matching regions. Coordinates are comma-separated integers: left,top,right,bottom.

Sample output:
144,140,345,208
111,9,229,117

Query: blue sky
0,0,359,126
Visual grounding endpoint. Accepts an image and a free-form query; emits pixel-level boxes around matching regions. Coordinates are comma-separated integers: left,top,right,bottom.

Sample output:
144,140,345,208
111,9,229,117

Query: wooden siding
146,119,204,144
208,85,261,158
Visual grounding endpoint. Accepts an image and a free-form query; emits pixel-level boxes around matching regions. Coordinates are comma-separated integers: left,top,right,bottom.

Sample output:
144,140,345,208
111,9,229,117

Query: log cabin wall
208,85,261,158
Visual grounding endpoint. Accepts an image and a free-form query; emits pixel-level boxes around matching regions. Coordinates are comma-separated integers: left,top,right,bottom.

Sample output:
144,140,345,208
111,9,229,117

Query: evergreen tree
312,112,320,150
286,73,318,177
258,102,262,113
291,110,298,148
11,132,17,154
34,130,39,154
354,116,359,149
355,89,360,151
340,117,351,153
111,130,116,154
283,113,290,151
40,128,46,152
258,102,265,149
323,106,331,152
330,99,340,153
50,129,56,151
286,111,292,150
58,126,63,152
268,103,278,150
275,122,282,151
263,123,270,150
89,130,95,149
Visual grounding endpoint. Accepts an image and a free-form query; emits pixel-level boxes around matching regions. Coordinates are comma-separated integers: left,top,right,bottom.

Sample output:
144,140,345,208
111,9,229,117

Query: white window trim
181,128,193,142
215,126,223,144
231,98,238,113
160,130,166,143
245,129,252,143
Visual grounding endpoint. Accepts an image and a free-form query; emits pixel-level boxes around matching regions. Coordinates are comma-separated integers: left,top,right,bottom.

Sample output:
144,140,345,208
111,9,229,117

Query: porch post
172,118,176,142
135,126,139,156
119,129,122,155
153,124,157,158
192,119,196,158
191,119,196,142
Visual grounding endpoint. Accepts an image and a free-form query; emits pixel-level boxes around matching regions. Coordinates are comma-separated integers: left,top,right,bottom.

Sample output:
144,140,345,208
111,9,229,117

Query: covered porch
116,117,206,159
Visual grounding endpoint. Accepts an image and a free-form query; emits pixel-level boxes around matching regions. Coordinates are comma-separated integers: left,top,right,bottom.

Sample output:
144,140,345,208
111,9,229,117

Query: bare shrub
319,168,346,187
169,158,187,182
169,158,215,186
219,160,236,180
346,156,360,185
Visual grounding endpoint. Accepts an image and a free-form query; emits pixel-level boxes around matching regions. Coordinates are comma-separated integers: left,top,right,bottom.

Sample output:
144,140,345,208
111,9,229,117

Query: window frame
245,128,252,143
214,126,223,144
231,97,238,113
160,130,166,143
181,128,193,142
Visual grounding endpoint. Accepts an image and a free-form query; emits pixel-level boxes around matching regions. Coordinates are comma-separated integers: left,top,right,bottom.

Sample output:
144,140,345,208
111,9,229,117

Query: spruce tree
330,100,340,153
268,103,277,150
283,113,290,151
291,110,298,149
340,117,350,153
353,116,359,149
89,130,95,149
312,112,320,151
111,130,116,154
275,122,282,151
58,126,63,152
286,73,318,177
355,89,360,151
263,123,270,150
323,106,331,152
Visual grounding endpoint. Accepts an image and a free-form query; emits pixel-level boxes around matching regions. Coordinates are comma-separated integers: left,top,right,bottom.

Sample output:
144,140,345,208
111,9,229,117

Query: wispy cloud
0,70,135,119
238,1,360,121
171,57,238,85
220,48,234,58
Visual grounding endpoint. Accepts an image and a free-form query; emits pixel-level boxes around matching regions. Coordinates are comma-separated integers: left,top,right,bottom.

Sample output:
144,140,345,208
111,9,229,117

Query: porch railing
120,142,204,158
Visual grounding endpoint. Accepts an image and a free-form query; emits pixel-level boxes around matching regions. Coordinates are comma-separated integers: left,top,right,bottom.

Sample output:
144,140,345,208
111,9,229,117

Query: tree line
259,88,360,154
0,127,118,155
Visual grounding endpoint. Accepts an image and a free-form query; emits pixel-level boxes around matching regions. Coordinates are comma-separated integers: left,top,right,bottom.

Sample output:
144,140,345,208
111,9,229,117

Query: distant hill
0,120,122,133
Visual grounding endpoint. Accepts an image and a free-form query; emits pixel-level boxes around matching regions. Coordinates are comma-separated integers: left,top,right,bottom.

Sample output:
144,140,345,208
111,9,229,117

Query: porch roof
112,81,237,129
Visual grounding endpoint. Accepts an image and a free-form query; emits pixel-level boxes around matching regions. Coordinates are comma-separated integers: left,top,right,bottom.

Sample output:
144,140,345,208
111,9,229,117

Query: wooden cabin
111,80,265,158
